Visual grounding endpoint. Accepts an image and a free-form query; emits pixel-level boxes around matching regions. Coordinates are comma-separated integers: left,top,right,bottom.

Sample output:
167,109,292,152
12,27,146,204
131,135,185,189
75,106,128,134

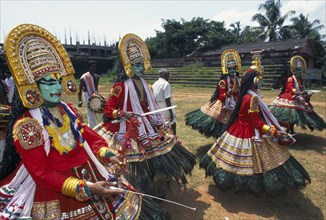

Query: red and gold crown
290,55,306,75
4,24,77,108
221,49,241,74
118,33,151,77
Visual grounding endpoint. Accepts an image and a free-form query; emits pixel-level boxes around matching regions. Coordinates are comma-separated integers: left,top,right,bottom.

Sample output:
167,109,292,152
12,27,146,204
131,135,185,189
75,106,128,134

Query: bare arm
165,97,174,121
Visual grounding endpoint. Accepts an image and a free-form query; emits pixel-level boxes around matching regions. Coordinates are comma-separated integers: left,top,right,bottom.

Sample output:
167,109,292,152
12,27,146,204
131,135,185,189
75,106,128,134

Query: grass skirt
140,198,171,220
125,141,196,198
185,108,226,138
269,105,326,131
200,154,310,196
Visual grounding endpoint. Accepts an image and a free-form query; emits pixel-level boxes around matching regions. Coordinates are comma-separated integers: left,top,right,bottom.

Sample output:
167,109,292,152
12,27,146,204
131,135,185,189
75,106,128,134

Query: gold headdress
221,49,241,74
250,49,264,79
290,55,306,75
4,24,77,108
118,33,152,77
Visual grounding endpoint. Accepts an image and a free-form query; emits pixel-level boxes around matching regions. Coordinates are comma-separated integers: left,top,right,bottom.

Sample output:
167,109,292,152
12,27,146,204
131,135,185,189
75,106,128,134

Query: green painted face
228,66,236,77
132,63,144,77
295,67,303,76
38,73,63,105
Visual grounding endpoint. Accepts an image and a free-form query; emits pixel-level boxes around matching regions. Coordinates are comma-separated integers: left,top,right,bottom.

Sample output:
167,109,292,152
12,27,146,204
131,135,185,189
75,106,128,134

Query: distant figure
152,68,176,134
185,49,241,138
78,60,100,128
269,55,326,133
5,72,14,105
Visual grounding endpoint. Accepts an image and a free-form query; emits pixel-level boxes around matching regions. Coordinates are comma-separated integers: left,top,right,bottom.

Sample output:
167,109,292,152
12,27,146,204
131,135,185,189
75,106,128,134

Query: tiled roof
187,38,311,56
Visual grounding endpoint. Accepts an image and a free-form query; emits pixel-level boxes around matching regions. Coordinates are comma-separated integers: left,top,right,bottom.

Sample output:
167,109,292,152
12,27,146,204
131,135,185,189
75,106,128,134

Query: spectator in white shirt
152,68,176,134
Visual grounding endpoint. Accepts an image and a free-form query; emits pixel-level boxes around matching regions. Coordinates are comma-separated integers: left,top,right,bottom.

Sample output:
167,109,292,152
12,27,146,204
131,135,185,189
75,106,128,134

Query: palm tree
252,0,295,41
290,13,325,39
230,21,241,43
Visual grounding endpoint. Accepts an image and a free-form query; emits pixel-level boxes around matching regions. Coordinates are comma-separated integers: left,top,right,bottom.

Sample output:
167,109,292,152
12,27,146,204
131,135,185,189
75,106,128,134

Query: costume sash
248,90,284,139
224,76,238,110
1,103,109,218
81,72,97,96
116,78,165,147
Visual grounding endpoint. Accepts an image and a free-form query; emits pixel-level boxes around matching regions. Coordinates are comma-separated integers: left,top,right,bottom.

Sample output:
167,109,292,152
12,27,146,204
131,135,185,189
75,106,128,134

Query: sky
0,0,325,45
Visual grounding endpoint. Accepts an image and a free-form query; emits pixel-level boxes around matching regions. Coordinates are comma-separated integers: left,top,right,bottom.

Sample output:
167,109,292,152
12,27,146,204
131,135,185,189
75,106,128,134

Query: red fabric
217,79,227,102
103,82,150,133
279,76,295,100
227,94,266,138
13,110,109,193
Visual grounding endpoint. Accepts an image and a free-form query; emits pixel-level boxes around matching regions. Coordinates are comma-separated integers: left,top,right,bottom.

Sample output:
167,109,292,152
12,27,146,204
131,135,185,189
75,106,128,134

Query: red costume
0,103,142,219
201,69,310,196
185,49,241,138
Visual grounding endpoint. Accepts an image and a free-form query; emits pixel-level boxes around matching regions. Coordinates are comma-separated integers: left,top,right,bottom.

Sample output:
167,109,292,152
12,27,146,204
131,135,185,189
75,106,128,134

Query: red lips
50,93,62,97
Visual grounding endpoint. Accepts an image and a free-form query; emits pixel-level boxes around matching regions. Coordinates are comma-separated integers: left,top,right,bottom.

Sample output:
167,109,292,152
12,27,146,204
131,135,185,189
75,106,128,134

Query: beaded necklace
41,103,84,155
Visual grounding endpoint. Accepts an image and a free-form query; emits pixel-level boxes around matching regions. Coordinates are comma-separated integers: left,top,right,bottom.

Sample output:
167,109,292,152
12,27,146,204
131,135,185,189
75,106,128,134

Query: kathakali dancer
185,49,241,138
200,52,310,196
0,24,169,219
95,33,195,197
269,55,326,134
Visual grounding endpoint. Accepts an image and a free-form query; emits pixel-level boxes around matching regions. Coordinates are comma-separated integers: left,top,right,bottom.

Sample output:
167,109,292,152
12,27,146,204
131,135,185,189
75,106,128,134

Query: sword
140,105,177,116
111,105,177,124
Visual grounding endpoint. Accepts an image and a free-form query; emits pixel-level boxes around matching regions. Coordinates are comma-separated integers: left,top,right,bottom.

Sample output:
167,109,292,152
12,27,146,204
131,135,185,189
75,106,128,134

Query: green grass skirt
125,142,196,198
269,105,326,131
140,198,171,220
185,108,225,138
200,154,311,197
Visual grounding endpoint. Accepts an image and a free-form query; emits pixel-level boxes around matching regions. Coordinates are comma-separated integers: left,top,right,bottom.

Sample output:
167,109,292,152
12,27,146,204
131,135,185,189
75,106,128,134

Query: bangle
112,110,119,118
262,125,276,136
75,180,92,202
62,177,80,198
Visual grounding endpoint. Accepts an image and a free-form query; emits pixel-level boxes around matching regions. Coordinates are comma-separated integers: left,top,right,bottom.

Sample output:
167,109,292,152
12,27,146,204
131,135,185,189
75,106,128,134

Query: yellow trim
290,55,307,75
248,96,260,113
3,24,76,108
62,177,80,198
262,125,271,134
118,33,152,77
220,49,242,74
112,110,119,118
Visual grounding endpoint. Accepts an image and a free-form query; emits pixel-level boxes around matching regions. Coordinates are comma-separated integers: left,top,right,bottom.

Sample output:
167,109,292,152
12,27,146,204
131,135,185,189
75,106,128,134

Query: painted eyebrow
39,77,62,83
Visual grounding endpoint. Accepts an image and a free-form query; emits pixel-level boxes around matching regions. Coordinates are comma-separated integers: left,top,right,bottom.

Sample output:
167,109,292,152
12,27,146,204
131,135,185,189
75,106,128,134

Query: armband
262,125,276,136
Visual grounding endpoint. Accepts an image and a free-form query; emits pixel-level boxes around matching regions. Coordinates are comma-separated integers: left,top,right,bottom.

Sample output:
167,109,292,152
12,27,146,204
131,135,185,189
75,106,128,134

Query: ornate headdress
290,55,306,75
118,33,152,77
4,24,77,108
221,49,241,74
250,49,264,80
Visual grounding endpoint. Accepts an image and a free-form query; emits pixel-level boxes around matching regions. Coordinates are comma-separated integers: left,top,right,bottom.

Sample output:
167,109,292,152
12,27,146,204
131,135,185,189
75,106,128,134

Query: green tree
145,17,235,58
290,13,325,39
252,0,295,41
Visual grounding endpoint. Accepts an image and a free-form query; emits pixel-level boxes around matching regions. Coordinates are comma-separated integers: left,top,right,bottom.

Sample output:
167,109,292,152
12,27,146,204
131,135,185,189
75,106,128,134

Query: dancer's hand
88,181,122,197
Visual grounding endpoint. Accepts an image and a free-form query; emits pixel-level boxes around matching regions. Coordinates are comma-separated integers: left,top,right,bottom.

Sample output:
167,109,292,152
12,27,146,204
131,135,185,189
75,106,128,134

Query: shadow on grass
289,132,326,154
208,184,324,220
162,187,210,220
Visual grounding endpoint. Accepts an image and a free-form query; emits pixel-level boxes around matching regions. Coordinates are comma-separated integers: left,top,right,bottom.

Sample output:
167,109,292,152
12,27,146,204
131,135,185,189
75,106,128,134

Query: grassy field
72,82,326,220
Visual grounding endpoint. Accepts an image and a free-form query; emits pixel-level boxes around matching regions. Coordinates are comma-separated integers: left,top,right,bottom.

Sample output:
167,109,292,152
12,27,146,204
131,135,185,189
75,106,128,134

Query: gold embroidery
111,85,122,97
13,117,43,150
32,200,61,220
248,96,260,113
218,80,226,89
